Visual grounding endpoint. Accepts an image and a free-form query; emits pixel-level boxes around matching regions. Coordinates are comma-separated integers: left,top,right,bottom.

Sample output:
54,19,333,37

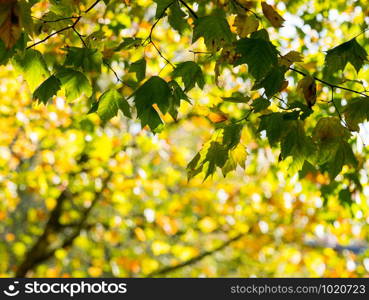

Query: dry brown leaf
297,75,316,108
233,14,259,37
261,2,285,28
279,80,289,92
0,2,21,49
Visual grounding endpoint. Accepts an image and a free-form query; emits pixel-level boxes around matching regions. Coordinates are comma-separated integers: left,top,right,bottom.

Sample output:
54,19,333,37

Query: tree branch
103,61,134,88
15,153,112,277
142,1,176,68
84,0,101,13
289,67,368,97
232,0,262,20
26,19,79,49
147,233,245,277
26,0,101,49
15,189,72,277
178,0,198,19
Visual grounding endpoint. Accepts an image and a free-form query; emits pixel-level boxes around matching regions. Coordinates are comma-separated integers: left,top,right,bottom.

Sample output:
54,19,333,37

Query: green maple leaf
324,38,367,75
139,106,164,132
49,0,77,15
153,0,174,18
202,141,229,179
343,97,369,131
115,38,143,51
325,141,357,178
133,76,171,115
280,120,314,171
171,61,205,91
192,13,234,51
251,97,270,112
221,93,250,103
40,12,73,32
129,58,146,82
250,29,270,41
64,47,103,72
56,68,92,101
221,144,247,177
252,66,285,98
33,75,61,104
235,36,279,80
95,89,130,122
258,112,285,146
312,117,351,143
312,117,356,178
222,123,243,149
12,49,50,92
168,80,189,120
168,1,189,34
187,124,245,180
188,141,228,180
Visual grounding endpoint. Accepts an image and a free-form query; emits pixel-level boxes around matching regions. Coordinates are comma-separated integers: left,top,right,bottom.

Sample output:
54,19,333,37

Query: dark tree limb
15,189,72,277
147,233,245,277
15,170,112,277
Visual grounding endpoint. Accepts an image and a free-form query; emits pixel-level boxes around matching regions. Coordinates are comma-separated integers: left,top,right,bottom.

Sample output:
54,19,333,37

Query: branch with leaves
27,0,101,49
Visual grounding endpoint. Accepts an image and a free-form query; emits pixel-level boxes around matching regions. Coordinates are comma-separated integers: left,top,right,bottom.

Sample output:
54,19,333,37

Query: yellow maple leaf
0,1,21,49
279,51,303,67
233,14,259,37
261,2,285,28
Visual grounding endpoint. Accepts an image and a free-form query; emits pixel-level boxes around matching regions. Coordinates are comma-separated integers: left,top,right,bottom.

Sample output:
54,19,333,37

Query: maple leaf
261,2,285,28
235,35,279,80
171,61,205,91
192,12,234,51
233,14,259,38
33,75,61,104
279,51,303,67
324,38,368,76
0,1,21,49
297,75,316,108
343,97,369,131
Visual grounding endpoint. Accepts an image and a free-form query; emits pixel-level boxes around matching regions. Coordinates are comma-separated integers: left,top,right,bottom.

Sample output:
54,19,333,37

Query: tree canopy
1,0,369,277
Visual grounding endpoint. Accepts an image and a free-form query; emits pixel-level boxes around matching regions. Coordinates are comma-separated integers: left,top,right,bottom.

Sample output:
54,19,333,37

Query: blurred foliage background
1,0,369,277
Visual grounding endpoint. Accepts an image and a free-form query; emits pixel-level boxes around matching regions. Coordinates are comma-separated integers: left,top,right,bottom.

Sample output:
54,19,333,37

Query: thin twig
72,27,87,47
141,1,176,68
178,0,198,19
103,61,133,88
151,41,175,68
289,67,369,97
232,0,262,20
330,87,349,130
234,109,253,123
26,21,78,49
26,0,101,49
189,50,213,55
84,0,101,13
32,16,79,23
